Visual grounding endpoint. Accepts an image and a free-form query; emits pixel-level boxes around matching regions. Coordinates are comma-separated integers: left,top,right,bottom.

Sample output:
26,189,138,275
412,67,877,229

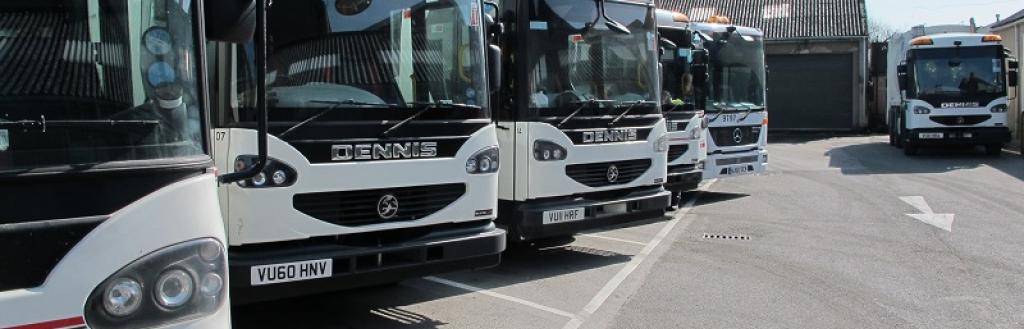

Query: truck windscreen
525,0,658,112
233,0,490,125
0,0,205,174
706,33,766,110
912,46,1005,100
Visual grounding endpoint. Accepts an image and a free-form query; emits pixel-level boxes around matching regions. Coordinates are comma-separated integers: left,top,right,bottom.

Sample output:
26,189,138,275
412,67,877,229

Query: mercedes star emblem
377,194,399,219
607,165,620,183
956,116,966,125
733,128,745,144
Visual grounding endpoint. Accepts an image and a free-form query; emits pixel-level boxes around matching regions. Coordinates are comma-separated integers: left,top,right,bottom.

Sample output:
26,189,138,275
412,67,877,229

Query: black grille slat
566,159,652,188
294,184,466,227
709,126,760,147
668,145,689,162
929,115,991,126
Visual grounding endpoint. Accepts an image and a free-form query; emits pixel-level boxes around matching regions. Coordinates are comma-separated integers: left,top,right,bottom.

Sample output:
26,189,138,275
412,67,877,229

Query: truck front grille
709,126,760,147
668,145,689,162
930,115,991,126
293,184,466,227
566,159,651,188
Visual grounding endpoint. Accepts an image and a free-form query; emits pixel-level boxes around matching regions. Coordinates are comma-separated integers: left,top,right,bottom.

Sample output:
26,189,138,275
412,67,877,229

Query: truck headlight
467,146,499,174
533,140,568,161
655,135,670,152
234,156,296,188
86,239,227,329
913,106,931,114
690,127,702,140
991,104,1008,113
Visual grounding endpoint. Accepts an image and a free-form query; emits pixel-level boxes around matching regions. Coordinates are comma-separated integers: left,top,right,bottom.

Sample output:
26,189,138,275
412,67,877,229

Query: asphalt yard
235,136,1024,329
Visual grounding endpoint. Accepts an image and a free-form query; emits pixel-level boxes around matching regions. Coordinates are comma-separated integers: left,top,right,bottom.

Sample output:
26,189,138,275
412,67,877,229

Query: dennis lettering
582,129,639,143
332,142,438,161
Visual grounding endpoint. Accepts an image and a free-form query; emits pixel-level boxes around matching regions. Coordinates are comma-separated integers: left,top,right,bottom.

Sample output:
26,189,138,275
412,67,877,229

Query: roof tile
657,0,869,40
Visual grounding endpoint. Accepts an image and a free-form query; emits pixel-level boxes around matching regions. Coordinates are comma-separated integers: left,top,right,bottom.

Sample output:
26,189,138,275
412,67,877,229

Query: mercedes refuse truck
1,0,260,328
491,0,671,244
655,9,707,206
887,30,1019,155
690,17,768,179
208,0,506,304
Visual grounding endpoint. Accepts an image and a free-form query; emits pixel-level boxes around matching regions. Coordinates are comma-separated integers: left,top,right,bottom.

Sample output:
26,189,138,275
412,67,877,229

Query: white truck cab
491,0,672,243
888,31,1020,155
0,1,259,328
689,19,769,179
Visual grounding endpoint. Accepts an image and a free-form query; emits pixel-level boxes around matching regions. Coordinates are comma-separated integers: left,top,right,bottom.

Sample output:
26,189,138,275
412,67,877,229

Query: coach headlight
991,104,1008,113
86,239,227,329
467,146,499,174
913,106,931,115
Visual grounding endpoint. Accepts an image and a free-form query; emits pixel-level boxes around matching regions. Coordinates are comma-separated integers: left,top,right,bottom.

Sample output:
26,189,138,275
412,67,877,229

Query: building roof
656,0,869,40
989,8,1024,30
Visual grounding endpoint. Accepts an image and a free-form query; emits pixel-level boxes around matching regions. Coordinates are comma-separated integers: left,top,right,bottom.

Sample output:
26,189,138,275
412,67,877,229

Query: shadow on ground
825,140,1024,180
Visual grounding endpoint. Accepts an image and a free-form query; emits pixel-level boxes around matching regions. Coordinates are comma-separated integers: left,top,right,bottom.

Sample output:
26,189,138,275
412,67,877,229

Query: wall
765,38,869,130
993,21,1023,149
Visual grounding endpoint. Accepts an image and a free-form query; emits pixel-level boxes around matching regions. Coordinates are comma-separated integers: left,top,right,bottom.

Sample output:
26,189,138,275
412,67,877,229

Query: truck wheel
985,144,1003,156
888,130,896,146
903,142,918,156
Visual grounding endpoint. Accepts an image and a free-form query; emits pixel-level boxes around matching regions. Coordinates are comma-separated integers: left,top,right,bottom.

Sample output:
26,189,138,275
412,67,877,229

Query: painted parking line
561,179,716,329
423,276,581,320
578,234,648,247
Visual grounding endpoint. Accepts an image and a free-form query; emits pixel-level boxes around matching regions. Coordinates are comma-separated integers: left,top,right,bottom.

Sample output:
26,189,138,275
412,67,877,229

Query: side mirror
897,63,908,91
488,44,502,93
204,0,257,43
1009,71,1020,87
1008,59,1019,70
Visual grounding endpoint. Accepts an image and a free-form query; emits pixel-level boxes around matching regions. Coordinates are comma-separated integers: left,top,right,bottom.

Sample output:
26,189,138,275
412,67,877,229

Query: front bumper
664,163,703,192
228,221,505,304
705,149,768,179
906,127,1011,145
499,186,671,241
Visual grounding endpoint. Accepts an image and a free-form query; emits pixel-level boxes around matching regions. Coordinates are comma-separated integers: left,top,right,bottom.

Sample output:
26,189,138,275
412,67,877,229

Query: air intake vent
929,115,991,126
294,184,465,227
566,159,651,188
668,145,689,162
709,126,760,147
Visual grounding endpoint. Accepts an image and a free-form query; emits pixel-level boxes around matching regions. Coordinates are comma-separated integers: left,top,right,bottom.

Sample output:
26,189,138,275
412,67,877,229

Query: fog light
155,269,194,309
103,278,143,317
198,242,222,262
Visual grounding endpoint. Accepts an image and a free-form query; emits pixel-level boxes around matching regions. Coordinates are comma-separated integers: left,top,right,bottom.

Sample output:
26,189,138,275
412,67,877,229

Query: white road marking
561,179,717,329
579,234,647,246
899,196,955,232
423,276,579,320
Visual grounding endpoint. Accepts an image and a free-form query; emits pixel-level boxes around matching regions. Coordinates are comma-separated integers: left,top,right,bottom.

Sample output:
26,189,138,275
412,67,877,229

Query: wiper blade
555,99,616,129
0,117,160,132
280,97,399,137
381,101,481,138
708,103,729,123
738,105,765,121
608,101,656,127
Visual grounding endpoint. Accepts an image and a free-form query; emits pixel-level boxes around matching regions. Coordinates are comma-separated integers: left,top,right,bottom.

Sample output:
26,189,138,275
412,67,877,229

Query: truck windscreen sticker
530,21,548,30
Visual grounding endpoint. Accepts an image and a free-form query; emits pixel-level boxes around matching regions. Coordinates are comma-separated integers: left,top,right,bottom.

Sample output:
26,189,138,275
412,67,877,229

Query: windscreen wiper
555,99,616,129
380,101,482,138
607,100,656,127
0,117,160,132
279,99,400,138
707,103,730,123
738,104,765,121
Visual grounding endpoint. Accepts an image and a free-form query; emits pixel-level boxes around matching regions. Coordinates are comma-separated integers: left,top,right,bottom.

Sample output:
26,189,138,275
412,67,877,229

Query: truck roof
908,33,1002,49
654,9,764,38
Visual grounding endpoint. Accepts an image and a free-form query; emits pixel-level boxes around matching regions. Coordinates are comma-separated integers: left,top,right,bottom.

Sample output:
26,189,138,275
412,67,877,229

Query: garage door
766,54,853,130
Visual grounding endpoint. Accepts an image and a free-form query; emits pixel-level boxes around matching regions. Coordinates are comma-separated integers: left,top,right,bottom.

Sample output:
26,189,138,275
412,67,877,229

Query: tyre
985,144,1002,156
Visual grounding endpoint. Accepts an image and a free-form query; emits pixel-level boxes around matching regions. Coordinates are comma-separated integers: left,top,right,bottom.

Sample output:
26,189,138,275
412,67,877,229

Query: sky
866,0,1023,31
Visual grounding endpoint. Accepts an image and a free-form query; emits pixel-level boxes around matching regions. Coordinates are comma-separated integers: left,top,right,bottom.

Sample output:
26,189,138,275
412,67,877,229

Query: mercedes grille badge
377,194,399,219
956,116,966,125
607,165,620,183
733,128,744,144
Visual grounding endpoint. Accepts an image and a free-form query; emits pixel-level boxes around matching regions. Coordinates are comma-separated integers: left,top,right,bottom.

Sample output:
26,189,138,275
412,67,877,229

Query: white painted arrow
899,196,955,232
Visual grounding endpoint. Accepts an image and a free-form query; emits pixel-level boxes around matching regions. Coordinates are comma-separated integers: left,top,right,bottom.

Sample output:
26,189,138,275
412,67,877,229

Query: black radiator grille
930,115,991,126
709,126,760,147
668,145,689,162
293,184,466,227
566,159,651,188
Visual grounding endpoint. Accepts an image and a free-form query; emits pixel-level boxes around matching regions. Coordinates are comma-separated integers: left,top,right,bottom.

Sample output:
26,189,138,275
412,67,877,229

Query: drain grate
702,233,751,241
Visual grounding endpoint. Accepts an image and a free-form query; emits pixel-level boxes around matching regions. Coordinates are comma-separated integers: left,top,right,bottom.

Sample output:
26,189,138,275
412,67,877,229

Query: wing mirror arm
219,0,269,184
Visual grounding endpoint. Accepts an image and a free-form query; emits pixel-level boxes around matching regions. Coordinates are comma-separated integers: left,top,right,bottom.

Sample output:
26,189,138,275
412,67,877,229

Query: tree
868,18,899,43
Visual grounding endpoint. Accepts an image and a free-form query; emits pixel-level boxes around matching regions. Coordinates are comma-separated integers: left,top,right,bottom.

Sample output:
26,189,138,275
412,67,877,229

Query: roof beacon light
672,12,690,23
910,36,933,46
707,15,731,24
982,35,1002,43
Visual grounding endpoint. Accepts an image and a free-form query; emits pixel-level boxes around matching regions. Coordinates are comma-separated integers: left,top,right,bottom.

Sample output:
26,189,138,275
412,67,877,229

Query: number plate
542,208,586,225
727,166,751,175
919,132,944,139
251,259,332,286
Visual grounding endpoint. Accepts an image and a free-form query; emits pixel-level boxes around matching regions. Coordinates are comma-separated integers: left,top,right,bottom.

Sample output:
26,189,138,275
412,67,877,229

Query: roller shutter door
766,54,854,130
